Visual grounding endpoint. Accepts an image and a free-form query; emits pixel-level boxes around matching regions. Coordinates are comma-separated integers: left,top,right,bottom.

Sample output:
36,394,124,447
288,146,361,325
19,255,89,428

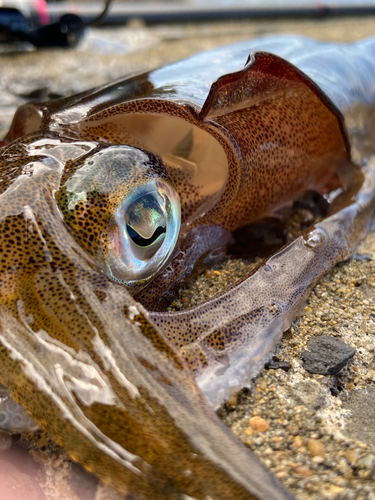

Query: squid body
1,35,375,500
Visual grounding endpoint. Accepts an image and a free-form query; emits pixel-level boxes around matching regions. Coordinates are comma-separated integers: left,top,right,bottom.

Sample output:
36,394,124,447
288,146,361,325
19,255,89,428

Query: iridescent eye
126,193,166,253
107,179,180,283
56,145,181,287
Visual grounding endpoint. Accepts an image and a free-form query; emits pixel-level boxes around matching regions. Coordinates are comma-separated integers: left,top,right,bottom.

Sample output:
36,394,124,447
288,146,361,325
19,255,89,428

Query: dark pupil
127,224,166,247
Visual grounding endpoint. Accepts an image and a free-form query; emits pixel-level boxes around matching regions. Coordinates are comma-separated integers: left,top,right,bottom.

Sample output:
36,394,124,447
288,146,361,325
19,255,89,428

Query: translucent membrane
82,113,228,225
151,162,375,409
0,384,39,433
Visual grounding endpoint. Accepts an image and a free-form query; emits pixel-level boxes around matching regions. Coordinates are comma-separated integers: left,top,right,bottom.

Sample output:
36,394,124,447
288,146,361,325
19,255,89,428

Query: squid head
56,145,180,287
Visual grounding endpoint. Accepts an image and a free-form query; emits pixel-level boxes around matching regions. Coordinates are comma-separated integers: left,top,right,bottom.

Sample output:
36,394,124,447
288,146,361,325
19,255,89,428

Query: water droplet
304,228,325,249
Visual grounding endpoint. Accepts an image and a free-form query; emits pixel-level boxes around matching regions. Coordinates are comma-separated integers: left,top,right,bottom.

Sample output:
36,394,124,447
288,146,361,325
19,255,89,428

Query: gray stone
290,380,327,410
342,386,375,449
301,335,356,375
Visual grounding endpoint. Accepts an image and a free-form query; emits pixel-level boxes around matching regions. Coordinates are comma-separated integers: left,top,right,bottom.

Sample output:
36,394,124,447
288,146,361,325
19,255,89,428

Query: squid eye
106,179,180,284
125,193,166,252
56,145,180,287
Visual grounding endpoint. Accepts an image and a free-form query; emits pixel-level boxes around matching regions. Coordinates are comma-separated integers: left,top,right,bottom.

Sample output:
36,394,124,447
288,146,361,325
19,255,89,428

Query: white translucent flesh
82,113,228,225
0,384,39,433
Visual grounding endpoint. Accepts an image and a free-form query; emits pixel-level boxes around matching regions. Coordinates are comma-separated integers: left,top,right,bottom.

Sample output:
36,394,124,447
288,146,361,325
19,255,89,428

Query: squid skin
1,35,375,500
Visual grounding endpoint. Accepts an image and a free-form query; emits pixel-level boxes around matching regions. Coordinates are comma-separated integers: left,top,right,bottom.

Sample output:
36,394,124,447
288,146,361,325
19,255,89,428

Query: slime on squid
1,34,375,500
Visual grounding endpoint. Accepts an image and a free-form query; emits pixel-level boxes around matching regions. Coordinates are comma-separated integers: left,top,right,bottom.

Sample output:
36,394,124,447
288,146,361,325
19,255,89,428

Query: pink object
0,446,47,500
33,0,50,25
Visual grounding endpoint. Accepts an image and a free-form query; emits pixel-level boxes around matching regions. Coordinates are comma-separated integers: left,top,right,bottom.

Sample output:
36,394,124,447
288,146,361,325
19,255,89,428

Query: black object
0,7,85,47
301,335,356,375
329,387,340,397
29,13,86,48
264,360,291,372
0,0,112,48
0,7,31,43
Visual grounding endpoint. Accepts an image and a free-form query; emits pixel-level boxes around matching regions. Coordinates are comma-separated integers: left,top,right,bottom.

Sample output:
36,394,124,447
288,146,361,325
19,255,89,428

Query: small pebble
307,439,326,458
288,425,300,436
276,471,287,479
344,449,357,465
294,465,312,477
257,380,268,391
264,360,291,372
293,436,303,448
328,485,345,494
249,416,270,432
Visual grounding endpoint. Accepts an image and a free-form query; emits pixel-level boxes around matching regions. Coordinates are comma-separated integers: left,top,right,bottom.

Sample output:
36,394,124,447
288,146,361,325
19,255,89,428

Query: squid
1,35,375,500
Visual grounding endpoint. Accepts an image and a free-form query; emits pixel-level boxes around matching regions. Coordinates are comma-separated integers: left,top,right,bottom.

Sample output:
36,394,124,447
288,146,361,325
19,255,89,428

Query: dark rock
301,335,356,375
264,360,291,372
329,387,340,397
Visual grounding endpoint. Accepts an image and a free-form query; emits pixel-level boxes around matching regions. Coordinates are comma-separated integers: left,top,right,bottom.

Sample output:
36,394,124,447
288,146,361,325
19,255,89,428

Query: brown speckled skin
0,133,294,500
46,54,348,232
2,36,375,500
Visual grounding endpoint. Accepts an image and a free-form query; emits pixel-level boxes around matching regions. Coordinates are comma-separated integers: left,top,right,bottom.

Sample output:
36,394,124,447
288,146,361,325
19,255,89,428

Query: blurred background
1,0,375,137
